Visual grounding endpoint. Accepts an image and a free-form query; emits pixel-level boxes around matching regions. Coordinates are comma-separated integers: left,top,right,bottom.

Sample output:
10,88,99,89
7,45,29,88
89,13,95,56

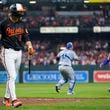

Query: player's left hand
28,47,35,55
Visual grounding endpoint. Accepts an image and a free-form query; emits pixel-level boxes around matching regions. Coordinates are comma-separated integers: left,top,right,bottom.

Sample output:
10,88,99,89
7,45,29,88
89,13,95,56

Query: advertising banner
40,27,78,33
0,71,19,83
94,71,110,82
75,71,89,83
23,70,89,83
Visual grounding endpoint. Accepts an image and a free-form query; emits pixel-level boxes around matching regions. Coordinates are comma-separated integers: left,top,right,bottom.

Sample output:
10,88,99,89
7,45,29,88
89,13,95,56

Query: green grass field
0,83,110,110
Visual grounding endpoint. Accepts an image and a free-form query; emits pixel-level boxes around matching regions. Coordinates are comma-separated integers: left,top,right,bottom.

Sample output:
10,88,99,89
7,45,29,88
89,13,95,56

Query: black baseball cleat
55,86,60,93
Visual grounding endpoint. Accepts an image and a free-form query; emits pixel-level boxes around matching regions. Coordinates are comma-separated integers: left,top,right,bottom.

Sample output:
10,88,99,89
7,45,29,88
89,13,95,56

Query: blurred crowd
21,39,110,67
26,11,110,29
0,10,110,29
0,37,109,66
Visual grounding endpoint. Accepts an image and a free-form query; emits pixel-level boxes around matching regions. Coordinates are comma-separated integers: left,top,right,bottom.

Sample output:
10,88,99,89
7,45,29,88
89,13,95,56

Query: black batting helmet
9,3,26,17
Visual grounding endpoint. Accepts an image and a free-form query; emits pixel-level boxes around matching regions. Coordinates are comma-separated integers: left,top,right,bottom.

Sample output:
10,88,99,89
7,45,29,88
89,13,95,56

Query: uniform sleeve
22,27,30,43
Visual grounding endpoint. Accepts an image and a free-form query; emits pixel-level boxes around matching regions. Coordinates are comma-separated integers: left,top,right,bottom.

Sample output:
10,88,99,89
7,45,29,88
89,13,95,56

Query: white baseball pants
0,47,22,101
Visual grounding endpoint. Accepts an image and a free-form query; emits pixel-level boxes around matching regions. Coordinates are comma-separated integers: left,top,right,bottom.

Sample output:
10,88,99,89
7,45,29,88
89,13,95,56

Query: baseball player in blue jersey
55,42,80,95
0,3,35,108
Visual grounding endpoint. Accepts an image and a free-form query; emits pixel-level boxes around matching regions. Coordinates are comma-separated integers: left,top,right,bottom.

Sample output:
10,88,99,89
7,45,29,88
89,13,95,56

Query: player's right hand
28,47,35,55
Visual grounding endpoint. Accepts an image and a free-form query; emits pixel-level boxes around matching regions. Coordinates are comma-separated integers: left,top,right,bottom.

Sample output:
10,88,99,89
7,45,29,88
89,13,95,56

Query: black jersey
0,18,29,50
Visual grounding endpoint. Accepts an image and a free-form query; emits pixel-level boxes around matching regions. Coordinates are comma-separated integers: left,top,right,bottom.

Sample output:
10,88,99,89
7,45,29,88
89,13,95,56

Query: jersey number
61,54,67,59
61,54,72,61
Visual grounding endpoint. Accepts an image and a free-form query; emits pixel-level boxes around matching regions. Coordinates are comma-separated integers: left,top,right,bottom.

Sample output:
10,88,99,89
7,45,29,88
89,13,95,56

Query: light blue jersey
57,49,79,66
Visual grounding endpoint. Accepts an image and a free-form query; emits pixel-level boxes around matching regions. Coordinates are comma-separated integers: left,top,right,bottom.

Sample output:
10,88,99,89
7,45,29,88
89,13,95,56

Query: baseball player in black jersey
0,3,35,108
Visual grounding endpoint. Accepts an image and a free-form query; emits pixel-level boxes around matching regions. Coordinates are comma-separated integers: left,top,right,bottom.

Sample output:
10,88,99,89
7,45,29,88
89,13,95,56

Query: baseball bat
28,55,31,74
28,48,32,74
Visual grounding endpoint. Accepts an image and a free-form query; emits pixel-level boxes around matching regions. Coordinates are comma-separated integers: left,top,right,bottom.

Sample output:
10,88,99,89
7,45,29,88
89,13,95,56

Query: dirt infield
0,98,109,105
21,98,81,104
0,98,80,105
